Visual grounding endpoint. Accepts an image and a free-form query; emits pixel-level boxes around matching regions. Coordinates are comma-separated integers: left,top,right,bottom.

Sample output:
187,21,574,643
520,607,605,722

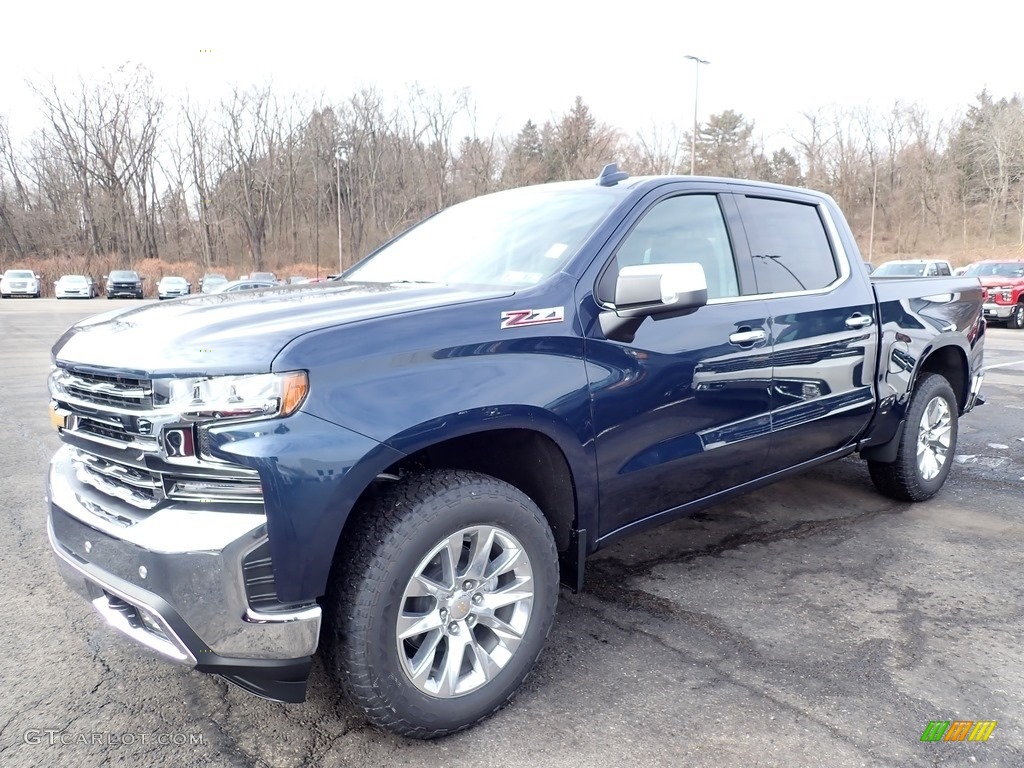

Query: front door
584,190,774,539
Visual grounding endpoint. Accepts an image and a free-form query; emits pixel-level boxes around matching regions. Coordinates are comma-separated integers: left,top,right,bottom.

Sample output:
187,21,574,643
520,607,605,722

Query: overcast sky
2,0,1020,150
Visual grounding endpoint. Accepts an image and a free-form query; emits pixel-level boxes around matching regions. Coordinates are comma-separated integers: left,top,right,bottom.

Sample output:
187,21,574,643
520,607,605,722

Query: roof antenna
596,163,629,187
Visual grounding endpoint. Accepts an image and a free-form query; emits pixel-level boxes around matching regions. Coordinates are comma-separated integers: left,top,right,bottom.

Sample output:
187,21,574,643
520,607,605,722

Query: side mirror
102,275,108,280
600,263,708,342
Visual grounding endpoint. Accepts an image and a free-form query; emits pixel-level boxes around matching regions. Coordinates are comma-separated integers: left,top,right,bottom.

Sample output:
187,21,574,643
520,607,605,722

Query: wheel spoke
438,535,463,590
408,574,447,600
407,629,444,686
438,630,471,697
475,611,525,644
472,640,504,682
397,609,443,640
485,545,525,581
464,527,497,581
482,576,534,611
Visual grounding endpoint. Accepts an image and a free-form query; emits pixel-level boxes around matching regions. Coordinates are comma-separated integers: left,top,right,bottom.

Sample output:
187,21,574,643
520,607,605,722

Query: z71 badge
500,307,565,329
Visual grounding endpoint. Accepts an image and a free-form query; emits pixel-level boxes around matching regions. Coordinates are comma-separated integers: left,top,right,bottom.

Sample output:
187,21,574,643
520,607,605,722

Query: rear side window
739,197,838,294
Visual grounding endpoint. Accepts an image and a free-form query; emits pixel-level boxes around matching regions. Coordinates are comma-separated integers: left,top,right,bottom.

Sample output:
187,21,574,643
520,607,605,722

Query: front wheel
1008,303,1024,330
868,372,959,501
325,469,559,738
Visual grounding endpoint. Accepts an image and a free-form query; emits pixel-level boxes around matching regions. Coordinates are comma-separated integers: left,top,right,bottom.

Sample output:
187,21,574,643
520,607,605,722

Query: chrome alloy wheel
396,525,534,698
917,396,952,481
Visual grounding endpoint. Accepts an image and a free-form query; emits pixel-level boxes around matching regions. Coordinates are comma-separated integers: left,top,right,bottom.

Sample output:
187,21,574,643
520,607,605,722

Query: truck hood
976,276,1024,287
53,281,510,377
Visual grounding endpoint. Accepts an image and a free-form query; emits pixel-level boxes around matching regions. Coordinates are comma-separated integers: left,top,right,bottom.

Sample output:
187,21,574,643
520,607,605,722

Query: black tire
868,372,959,502
324,469,559,739
1008,303,1024,330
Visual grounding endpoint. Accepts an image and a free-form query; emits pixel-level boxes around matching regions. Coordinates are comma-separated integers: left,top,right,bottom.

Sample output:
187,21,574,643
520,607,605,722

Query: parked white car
871,259,953,278
0,269,41,298
55,274,98,299
157,275,191,300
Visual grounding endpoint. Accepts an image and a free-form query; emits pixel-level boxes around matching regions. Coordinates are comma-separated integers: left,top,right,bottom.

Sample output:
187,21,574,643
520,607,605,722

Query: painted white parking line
983,358,1024,371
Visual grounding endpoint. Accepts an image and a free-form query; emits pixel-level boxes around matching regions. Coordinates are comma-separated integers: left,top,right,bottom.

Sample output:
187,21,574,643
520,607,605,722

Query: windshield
59,275,87,284
110,271,139,280
962,262,1024,278
873,262,926,277
162,277,187,284
5,270,34,278
344,185,620,287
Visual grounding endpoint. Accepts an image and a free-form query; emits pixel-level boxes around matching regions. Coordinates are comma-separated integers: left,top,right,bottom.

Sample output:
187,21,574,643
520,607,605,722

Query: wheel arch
330,412,593,594
914,340,970,413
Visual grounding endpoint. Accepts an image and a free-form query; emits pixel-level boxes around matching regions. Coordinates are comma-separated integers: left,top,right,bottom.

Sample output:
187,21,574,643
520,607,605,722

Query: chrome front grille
63,371,153,409
53,365,263,513
75,415,136,444
72,450,163,510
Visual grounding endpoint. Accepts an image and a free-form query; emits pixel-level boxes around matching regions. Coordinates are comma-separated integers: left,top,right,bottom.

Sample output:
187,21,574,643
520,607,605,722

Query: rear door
732,190,878,472
583,185,774,539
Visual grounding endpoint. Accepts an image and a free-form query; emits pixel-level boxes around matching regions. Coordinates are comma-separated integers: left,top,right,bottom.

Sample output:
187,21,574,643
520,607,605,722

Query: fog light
168,478,263,501
138,608,165,635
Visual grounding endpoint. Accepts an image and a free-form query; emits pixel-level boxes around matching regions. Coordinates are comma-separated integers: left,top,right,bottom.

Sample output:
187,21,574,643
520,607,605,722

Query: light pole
313,140,320,279
684,54,709,175
335,145,345,274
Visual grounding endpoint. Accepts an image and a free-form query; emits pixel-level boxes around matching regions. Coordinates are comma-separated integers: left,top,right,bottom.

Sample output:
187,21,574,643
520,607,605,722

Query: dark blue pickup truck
46,167,985,737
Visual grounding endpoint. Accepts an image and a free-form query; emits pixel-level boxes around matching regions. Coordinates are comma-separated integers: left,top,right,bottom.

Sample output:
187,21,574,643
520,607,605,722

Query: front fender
204,411,404,603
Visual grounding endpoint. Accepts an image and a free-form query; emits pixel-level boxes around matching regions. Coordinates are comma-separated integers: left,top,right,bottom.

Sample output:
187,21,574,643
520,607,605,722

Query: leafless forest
1,65,1022,291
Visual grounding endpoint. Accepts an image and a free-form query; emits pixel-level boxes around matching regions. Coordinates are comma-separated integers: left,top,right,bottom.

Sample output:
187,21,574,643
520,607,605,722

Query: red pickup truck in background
963,260,1024,328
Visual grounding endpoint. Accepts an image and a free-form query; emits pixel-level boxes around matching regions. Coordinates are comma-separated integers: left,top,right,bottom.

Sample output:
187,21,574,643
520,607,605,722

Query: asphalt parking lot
2,298,1023,767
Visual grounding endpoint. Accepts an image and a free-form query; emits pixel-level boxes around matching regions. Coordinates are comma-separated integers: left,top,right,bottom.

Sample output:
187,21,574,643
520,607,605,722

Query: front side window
739,197,838,293
605,194,740,301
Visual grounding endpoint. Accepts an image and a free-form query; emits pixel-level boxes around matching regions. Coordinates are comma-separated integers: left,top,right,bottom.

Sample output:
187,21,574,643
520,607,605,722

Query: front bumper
982,302,1014,319
47,444,320,702
3,284,38,295
107,285,143,297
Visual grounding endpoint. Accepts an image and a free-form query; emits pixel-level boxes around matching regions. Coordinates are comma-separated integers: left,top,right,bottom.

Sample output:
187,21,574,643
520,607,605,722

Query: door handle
845,314,873,329
728,329,767,345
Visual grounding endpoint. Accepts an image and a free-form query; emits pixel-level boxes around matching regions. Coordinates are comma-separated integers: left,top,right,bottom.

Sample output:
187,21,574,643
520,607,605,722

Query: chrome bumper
982,302,1013,319
47,445,322,668
966,365,985,412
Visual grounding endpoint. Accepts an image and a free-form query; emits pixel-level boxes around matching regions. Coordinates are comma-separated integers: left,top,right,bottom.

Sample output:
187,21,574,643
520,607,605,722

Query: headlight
156,371,309,421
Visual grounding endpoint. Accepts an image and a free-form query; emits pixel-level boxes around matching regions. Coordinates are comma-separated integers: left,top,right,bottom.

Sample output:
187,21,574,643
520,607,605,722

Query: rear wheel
325,469,559,738
868,373,958,501
1008,303,1024,329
